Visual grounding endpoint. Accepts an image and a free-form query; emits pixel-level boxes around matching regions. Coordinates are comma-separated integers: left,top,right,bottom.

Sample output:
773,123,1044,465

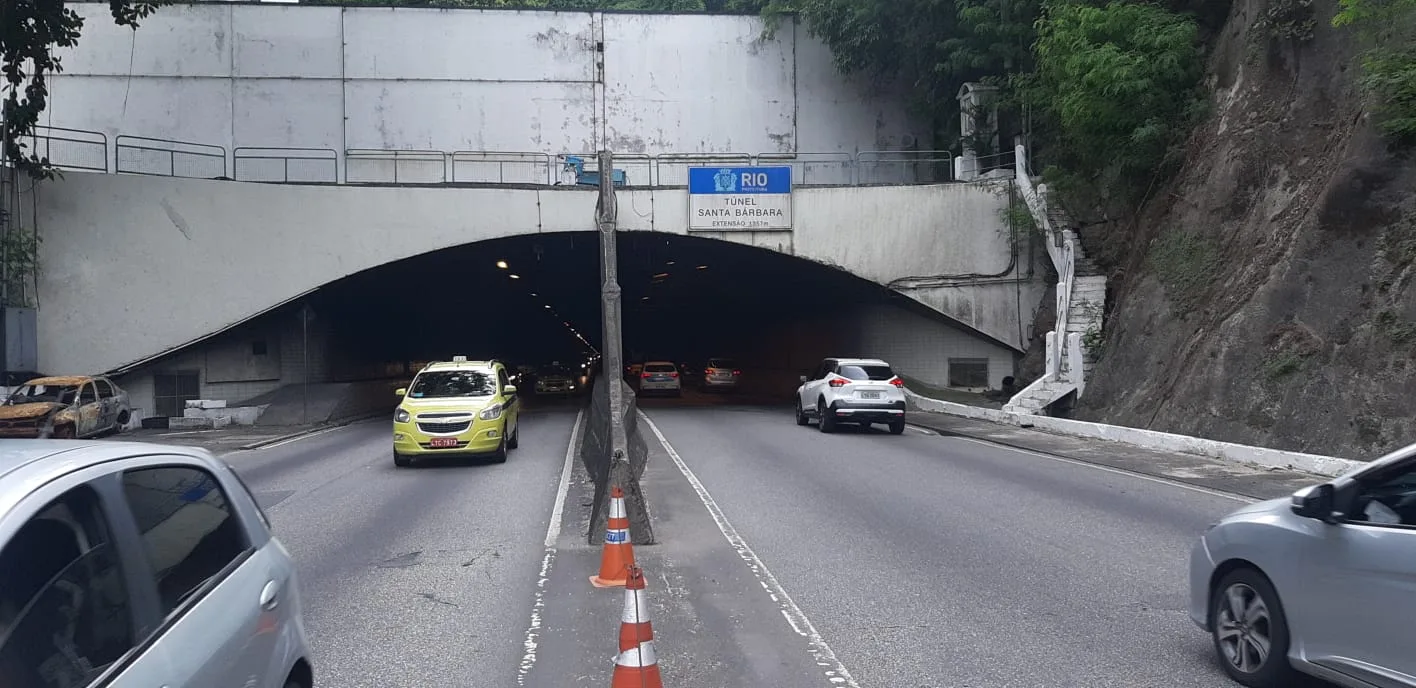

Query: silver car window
0,485,137,686
121,466,252,616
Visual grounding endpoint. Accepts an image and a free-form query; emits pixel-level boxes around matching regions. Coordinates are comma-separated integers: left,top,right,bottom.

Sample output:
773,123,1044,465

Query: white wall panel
233,5,342,79
61,3,233,77
343,81,596,152
341,8,596,82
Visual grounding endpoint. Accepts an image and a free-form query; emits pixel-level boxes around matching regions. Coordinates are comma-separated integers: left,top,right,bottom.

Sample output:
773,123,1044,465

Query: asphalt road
215,392,1312,687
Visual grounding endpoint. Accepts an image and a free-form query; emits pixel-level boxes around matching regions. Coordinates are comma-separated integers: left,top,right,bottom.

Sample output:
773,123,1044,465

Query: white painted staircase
1003,145,1107,415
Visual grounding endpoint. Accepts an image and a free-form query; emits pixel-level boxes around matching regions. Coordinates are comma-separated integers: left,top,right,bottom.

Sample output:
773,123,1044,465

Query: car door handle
259,581,280,611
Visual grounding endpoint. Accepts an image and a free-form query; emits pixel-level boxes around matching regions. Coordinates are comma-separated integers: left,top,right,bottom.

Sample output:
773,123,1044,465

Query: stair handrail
1013,144,1076,382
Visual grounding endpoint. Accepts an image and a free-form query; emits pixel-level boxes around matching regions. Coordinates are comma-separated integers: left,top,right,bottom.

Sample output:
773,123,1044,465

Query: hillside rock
1076,0,1416,459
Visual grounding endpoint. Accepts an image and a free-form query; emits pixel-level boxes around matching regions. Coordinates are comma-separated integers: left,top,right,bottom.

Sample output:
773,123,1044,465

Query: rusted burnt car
0,375,132,439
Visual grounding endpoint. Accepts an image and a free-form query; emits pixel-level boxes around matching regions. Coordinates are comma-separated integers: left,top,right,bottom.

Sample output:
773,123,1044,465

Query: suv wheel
817,399,836,433
1210,568,1298,687
888,419,906,435
795,398,810,426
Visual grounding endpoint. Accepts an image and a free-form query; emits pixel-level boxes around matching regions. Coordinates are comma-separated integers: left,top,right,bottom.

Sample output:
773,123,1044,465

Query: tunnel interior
311,231,909,376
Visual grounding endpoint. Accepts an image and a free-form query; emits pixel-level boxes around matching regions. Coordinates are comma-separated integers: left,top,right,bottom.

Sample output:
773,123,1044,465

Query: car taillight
668,372,678,378
828,378,849,387
732,369,742,375
642,372,651,378
890,378,905,388
705,368,714,375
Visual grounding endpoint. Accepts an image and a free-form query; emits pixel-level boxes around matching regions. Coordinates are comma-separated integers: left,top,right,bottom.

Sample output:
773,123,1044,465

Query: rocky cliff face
1075,0,1416,459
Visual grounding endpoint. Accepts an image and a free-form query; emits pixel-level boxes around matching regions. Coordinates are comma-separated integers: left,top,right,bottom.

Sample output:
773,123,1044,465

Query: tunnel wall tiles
30,172,1035,374
46,4,921,159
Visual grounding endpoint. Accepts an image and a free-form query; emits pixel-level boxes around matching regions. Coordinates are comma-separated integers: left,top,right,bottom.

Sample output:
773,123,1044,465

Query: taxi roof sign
452,355,468,362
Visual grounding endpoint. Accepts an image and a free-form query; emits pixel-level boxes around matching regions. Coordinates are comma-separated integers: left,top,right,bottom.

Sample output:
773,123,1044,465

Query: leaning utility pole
596,150,627,452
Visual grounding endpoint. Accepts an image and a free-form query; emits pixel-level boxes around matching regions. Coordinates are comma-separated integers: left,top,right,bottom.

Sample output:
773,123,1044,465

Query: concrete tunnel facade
23,171,1046,388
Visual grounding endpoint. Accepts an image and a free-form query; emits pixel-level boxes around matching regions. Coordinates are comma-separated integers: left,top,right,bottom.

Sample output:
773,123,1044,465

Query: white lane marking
905,424,938,436
250,424,349,450
640,411,862,688
545,409,584,548
157,429,212,437
517,409,584,686
948,436,1258,504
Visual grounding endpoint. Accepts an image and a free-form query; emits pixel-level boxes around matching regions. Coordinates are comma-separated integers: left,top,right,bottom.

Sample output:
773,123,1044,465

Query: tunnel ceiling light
509,274,521,279
652,272,670,279
666,260,675,265
496,260,509,269
544,305,551,309
529,292,538,297
641,296,650,301
696,265,709,270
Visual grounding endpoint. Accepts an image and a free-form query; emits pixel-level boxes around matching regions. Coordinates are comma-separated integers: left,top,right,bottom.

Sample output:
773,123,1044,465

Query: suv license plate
860,391,882,399
429,438,459,448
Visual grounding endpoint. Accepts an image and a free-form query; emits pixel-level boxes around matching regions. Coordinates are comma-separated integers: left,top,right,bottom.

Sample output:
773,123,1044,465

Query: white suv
795,357,907,434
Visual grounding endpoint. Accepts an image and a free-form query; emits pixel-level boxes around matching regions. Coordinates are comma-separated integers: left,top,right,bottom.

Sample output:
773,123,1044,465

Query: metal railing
18,125,993,188
858,150,955,185
451,151,551,185
24,126,108,172
116,135,227,179
235,147,338,184
346,149,447,184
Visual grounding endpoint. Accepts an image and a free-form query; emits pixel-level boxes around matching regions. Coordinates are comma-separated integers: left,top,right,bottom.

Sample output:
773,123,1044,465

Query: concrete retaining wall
904,389,1362,478
580,377,653,545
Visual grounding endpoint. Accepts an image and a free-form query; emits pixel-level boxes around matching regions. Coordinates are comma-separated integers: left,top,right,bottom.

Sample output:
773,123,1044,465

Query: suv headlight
395,408,410,423
479,403,503,421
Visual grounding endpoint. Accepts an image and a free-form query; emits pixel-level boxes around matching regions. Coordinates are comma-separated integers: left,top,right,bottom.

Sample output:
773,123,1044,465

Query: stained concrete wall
113,309,329,421
25,171,1040,375
43,3,922,172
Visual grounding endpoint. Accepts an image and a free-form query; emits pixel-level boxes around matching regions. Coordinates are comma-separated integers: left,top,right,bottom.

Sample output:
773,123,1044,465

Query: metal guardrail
346,149,447,184
235,147,338,184
24,126,108,172
451,151,551,185
857,150,956,185
20,125,993,187
116,135,227,179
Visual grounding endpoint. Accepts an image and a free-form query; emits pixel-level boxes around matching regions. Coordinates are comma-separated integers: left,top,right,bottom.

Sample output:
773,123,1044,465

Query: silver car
0,440,313,688
1189,440,1416,688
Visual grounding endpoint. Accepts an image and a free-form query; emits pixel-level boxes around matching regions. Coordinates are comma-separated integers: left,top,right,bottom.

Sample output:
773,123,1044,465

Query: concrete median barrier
581,377,655,546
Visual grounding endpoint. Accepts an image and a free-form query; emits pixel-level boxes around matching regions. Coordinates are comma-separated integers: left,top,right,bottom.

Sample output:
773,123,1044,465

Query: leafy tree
1333,0,1416,141
1026,0,1204,202
1,0,159,178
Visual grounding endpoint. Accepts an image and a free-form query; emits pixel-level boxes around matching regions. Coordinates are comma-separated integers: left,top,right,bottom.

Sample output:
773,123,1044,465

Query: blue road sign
687,166,792,195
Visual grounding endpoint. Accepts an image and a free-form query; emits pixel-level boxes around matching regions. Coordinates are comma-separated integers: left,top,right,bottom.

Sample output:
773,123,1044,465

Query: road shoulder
907,411,1321,501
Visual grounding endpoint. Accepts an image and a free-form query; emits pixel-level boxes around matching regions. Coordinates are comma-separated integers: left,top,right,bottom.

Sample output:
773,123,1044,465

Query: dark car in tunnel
533,364,580,396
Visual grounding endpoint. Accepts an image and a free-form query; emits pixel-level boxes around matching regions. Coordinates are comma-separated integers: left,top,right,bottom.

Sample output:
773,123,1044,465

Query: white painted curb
904,389,1362,478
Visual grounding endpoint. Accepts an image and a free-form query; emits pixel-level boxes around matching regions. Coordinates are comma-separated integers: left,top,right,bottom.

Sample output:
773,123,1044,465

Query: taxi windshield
407,371,495,398
6,384,78,405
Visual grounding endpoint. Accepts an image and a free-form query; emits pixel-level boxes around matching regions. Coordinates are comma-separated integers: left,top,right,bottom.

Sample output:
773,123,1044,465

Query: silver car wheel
1216,582,1272,674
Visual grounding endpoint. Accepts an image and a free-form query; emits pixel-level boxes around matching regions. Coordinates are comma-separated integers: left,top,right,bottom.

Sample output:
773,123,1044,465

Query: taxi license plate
429,438,459,448
860,391,882,399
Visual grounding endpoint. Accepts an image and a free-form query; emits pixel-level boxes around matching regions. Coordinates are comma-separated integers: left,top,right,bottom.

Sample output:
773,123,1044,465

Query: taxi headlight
479,403,503,421
395,408,411,423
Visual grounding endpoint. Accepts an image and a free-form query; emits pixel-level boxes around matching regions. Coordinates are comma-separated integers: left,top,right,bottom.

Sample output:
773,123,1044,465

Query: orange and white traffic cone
590,485,636,588
611,564,663,688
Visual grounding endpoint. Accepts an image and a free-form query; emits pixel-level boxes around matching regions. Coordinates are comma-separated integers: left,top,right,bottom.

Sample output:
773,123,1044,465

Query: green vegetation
0,230,40,308
1333,0,1416,142
1375,310,1416,344
1147,231,1222,314
1262,350,1305,379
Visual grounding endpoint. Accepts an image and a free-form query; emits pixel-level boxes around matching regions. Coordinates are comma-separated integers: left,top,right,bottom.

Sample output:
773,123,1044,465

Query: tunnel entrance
312,231,909,380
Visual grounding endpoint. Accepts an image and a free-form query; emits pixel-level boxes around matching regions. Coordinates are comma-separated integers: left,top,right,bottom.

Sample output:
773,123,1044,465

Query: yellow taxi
392,357,521,467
